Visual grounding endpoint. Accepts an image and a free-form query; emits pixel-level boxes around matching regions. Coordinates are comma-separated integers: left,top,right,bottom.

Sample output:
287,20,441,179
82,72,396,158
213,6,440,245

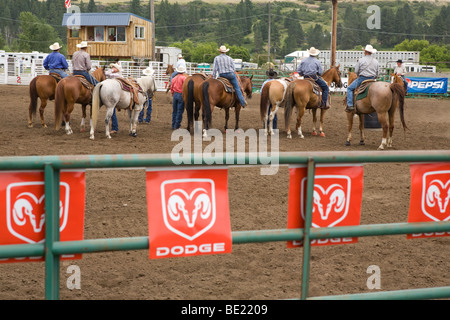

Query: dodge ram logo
422,171,450,222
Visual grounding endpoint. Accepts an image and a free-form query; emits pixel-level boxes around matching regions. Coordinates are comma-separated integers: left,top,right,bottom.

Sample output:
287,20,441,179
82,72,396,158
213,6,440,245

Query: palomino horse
165,64,175,93
54,67,106,134
345,72,407,150
183,73,211,133
28,75,58,128
201,74,253,136
283,65,343,139
259,78,290,136
90,75,157,140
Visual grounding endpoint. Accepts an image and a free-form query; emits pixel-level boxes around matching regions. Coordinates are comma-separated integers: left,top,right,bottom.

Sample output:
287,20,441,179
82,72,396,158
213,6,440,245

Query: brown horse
345,72,407,150
54,67,106,135
391,73,408,93
283,65,343,138
259,78,290,136
28,75,58,128
183,73,211,133
201,74,253,136
165,64,175,93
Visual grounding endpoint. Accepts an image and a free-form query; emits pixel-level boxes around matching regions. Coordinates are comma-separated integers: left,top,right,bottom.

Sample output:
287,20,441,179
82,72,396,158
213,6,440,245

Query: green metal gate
0,151,449,300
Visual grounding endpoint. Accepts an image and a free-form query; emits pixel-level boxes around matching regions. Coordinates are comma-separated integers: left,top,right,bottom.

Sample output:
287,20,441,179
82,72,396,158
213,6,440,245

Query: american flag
65,0,71,9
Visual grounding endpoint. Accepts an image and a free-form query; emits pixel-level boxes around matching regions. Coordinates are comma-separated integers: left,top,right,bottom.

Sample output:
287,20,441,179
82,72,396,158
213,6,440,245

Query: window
135,26,145,39
95,27,104,41
107,26,126,42
70,28,80,38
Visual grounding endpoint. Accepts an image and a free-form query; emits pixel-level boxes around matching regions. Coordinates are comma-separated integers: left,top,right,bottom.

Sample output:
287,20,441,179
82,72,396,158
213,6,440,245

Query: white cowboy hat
218,45,230,53
76,41,89,48
109,63,122,72
176,65,186,73
142,66,155,76
177,53,183,58
307,47,320,56
363,44,377,54
49,42,62,51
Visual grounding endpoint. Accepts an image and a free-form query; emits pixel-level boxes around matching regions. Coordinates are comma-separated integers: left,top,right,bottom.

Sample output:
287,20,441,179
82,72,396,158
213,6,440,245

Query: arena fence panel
0,151,449,300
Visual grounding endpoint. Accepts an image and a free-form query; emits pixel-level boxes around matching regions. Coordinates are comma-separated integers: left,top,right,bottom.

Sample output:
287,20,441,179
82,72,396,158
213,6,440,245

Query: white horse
90,75,157,140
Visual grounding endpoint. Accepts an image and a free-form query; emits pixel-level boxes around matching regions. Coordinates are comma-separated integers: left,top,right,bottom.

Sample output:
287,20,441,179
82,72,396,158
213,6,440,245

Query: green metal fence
0,151,450,300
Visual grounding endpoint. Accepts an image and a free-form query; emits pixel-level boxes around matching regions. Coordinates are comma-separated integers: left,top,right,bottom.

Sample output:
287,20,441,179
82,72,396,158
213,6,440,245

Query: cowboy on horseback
346,44,379,112
212,45,247,108
394,59,408,92
72,41,99,86
43,42,69,79
297,47,329,109
170,53,186,82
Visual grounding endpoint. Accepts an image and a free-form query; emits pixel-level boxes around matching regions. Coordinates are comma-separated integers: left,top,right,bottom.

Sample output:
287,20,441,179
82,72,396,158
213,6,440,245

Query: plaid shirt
212,53,235,78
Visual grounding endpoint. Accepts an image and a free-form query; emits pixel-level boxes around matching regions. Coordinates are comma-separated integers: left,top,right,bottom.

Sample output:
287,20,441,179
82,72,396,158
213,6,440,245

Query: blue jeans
172,92,184,129
73,70,99,86
139,99,152,123
170,71,178,81
347,76,375,106
219,72,246,107
267,104,277,129
111,109,118,132
49,69,69,78
305,75,329,106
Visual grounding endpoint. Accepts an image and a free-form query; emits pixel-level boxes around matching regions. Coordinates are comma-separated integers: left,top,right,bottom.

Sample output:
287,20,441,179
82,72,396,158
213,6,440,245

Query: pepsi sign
406,77,448,94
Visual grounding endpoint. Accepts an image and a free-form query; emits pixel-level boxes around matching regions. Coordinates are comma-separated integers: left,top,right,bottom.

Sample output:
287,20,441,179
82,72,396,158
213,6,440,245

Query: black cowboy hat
396,59,403,63
266,69,278,78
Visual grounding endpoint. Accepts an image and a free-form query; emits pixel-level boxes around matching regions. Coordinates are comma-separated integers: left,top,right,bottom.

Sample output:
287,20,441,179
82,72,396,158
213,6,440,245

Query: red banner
408,163,450,239
146,168,232,259
0,171,85,263
287,165,364,247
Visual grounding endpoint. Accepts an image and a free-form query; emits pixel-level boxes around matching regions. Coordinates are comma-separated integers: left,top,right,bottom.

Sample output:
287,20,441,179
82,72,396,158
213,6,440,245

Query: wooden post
331,0,338,67
150,0,155,61
267,2,271,63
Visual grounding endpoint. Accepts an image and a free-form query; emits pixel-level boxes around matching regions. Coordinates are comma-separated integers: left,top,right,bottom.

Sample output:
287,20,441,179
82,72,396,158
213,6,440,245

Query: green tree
87,0,97,13
420,44,450,68
394,39,429,52
18,12,62,53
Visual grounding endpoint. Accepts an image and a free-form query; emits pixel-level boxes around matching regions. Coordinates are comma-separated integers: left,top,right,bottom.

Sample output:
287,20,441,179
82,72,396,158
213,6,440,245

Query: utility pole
267,1,271,63
331,0,338,66
150,0,155,61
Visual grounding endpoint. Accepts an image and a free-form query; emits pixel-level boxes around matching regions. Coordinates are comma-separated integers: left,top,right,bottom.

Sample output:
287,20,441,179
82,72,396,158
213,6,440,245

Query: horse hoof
287,134,292,139
360,140,365,145
299,135,304,139
319,132,325,137
89,136,95,140
345,141,351,146
312,131,317,136
129,132,137,137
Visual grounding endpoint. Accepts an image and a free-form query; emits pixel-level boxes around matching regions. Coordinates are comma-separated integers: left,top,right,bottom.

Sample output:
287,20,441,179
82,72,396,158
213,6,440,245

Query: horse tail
202,81,211,127
29,77,39,116
390,83,407,130
260,82,271,124
284,81,296,130
54,80,66,130
186,79,195,130
91,82,103,133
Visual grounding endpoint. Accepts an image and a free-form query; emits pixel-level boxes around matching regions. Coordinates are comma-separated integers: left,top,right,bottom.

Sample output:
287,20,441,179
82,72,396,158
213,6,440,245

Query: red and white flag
65,0,71,9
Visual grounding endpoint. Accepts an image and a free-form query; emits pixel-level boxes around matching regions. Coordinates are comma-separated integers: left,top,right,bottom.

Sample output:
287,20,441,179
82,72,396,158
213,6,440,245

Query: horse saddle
217,77,235,93
355,80,376,101
304,77,328,108
74,75,94,90
115,77,144,109
49,73,62,83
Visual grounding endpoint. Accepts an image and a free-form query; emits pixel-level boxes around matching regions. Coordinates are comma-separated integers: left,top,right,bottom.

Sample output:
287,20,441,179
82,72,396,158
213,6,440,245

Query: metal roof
62,13,152,27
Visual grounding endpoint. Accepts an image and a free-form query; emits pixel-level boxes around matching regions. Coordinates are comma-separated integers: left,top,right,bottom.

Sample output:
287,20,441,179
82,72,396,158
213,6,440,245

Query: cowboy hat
49,42,62,51
109,63,122,72
396,59,403,63
176,65,186,73
266,69,278,78
307,47,320,56
217,45,230,53
177,53,183,58
76,41,89,48
142,66,155,76
363,44,377,54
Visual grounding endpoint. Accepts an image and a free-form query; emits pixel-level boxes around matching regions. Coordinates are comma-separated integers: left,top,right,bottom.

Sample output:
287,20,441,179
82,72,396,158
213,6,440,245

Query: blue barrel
364,112,381,129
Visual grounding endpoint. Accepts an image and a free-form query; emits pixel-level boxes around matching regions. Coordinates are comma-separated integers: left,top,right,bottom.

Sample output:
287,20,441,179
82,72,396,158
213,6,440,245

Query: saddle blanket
356,80,376,101
74,75,94,90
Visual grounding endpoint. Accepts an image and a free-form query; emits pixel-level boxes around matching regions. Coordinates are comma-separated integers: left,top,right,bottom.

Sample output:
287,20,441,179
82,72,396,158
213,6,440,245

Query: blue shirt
43,51,69,70
212,54,235,78
297,56,323,78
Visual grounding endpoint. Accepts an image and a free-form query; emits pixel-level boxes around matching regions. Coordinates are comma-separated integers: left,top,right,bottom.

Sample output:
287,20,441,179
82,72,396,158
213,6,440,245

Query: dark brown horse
28,75,58,128
345,72,407,150
201,74,253,137
183,73,211,133
54,67,106,135
283,65,343,138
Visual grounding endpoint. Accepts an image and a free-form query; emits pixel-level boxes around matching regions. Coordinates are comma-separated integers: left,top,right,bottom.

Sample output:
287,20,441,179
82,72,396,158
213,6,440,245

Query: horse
183,73,211,133
165,64,175,93
345,72,407,150
259,78,290,136
28,75,58,128
54,67,106,135
391,73,408,94
283,65,343,139
201,74,253,136
89,75,157,140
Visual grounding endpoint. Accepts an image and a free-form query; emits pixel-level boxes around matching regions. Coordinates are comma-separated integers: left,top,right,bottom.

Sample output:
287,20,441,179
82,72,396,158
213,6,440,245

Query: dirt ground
0,84,449,300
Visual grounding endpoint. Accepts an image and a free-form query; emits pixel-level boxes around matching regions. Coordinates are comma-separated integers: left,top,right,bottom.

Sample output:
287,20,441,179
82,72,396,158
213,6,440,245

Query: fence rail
0,150,450,300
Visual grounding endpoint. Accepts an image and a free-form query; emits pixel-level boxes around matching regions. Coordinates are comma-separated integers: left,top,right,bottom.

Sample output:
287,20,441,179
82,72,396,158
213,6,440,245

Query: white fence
0,57,212,91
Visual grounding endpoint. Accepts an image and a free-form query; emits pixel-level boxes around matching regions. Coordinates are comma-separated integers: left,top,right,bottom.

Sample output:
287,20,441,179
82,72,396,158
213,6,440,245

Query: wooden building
62,12,153,60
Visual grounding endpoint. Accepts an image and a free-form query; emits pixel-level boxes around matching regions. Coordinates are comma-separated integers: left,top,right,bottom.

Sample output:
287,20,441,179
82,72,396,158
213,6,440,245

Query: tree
130,0,142,17
18,12,62,53
87,0,97,13
394,39,429,52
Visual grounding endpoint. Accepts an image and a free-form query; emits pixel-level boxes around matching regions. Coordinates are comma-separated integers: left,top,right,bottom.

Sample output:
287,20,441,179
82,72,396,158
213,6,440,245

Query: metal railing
0,151,449,300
